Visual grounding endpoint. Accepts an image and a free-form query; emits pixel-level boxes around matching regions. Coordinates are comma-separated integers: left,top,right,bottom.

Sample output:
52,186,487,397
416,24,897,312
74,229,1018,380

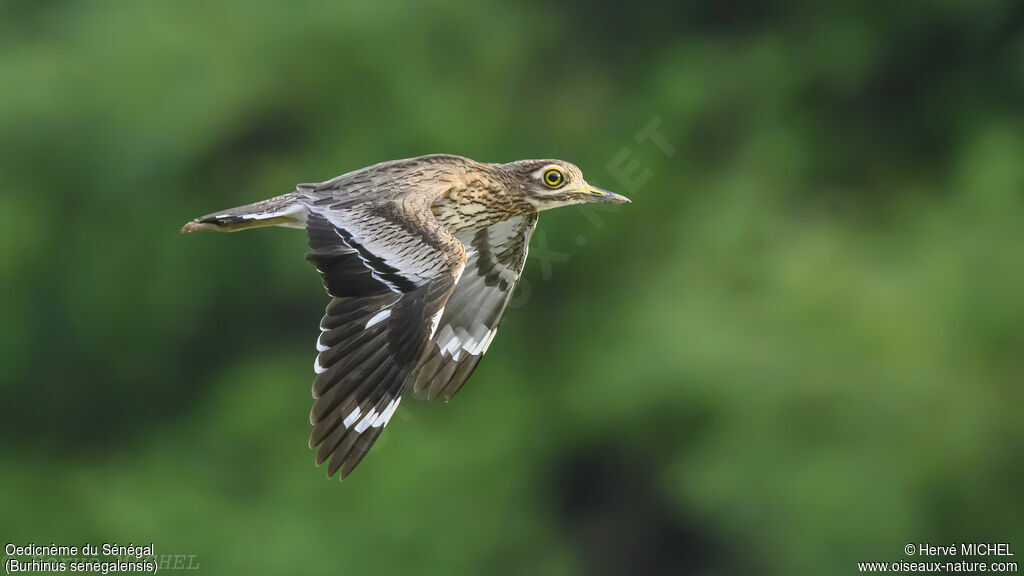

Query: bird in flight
182,154,630,480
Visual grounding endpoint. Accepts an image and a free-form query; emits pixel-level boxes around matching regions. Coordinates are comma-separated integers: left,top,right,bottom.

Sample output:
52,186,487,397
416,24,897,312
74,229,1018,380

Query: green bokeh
2,1,1022,574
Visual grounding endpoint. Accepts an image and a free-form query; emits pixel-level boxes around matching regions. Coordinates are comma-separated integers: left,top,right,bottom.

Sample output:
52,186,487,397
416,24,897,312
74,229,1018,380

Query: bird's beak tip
587,185,631,205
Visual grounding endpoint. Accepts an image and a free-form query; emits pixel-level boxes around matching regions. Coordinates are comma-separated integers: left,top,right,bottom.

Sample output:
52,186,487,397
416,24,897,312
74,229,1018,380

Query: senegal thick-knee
183,154,630,480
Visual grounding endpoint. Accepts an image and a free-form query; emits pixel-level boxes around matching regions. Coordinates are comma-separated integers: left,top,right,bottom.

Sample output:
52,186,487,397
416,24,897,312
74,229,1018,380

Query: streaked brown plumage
182,154,629,480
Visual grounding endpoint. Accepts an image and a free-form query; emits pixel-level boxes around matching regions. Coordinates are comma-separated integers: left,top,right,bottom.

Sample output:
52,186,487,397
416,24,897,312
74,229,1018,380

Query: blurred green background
2,1,1023,574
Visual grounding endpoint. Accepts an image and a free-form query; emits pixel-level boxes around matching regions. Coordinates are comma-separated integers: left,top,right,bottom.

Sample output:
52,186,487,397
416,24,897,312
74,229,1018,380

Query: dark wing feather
305,204,463,480
410,213,538,401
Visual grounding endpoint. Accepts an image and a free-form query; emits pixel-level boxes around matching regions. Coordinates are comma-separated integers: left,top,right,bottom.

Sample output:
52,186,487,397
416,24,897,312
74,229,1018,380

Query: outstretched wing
410,213,538,401
305,201,464,480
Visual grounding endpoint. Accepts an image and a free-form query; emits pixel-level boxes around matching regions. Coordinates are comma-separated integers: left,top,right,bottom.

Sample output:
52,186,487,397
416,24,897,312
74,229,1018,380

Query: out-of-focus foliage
2,1,1022,574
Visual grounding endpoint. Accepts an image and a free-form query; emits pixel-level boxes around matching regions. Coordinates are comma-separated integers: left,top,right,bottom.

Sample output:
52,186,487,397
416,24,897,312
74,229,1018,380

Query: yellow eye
542,167,565,189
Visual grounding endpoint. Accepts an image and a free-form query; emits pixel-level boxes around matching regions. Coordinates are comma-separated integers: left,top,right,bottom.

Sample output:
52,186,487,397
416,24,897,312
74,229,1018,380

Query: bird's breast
431,186,534,235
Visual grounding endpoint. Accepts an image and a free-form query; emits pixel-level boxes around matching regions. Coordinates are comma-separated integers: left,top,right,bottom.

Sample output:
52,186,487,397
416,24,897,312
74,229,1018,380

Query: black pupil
547,171,560,184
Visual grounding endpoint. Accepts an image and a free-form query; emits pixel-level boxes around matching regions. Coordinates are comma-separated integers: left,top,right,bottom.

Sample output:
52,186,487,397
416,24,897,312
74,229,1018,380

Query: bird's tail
181,192,307,233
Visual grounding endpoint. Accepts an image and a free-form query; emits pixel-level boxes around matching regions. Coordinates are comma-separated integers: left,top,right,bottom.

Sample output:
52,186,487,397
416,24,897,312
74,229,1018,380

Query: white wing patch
365,308,392,328
428,308,444,339
435,323,495,361
343,407,362,428
373,397,401,427
481,328,498,354
352,397,401,433
218,204,307,229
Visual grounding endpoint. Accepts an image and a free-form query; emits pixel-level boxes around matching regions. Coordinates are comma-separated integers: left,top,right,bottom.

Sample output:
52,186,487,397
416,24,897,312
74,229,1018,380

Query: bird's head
502,159,631,210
